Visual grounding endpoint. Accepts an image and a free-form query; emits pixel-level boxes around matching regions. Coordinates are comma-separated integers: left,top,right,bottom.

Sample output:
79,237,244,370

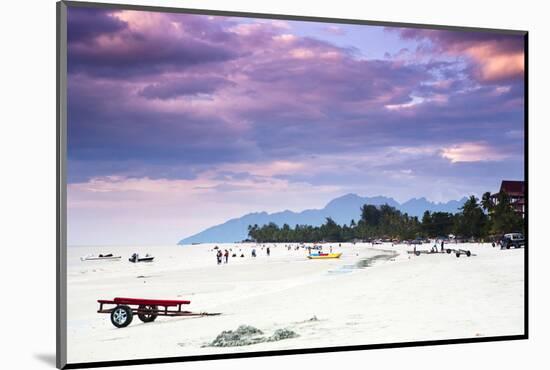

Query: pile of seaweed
356,251,398,268
206,325,298,347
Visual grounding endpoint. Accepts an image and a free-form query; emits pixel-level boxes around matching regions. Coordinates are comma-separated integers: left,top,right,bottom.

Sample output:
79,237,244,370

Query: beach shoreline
67,242,524,363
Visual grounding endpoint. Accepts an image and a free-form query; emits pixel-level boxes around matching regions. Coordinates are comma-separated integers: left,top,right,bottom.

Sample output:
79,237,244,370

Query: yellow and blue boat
307,252,342,259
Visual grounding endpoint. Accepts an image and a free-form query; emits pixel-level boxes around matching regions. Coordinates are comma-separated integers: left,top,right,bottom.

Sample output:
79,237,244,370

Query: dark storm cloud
67,7,128,43
67,11,242,78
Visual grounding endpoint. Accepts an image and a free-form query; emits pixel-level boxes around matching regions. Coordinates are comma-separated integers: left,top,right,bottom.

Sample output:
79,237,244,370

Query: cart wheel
111,305,133,328
138,305,158,323
415,251,420,256
466,250,471,257
506,245,510,249
446,249,451,254
456,253,460,258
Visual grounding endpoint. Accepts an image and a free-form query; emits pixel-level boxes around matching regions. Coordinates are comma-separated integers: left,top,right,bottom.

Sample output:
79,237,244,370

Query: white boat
129,253,155,263
81,254,121,261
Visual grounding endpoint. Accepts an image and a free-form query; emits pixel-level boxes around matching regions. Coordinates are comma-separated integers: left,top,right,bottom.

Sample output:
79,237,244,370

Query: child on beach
216,250,222,265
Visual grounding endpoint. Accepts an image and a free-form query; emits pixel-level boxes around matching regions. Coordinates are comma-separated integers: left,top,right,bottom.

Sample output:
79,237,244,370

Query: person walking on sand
440,240,445,252
216,250,222,265
266,246,270,256
224,249,229,264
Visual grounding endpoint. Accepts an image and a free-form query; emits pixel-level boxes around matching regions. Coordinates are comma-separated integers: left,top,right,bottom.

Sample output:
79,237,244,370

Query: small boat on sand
307,253,342,259
81,254,121,261
129,253,155,263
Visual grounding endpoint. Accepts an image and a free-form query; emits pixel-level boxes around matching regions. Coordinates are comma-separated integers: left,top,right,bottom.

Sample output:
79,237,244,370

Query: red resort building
491,180,525,216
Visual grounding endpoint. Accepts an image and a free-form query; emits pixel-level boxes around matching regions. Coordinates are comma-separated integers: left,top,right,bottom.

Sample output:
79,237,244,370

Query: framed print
57,1,528,368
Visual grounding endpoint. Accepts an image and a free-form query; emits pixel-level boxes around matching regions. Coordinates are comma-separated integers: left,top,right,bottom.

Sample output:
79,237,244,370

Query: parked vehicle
500,233,525,249
97,297,220,328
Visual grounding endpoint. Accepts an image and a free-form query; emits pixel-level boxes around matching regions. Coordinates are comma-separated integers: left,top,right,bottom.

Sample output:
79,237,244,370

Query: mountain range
177,193,467,244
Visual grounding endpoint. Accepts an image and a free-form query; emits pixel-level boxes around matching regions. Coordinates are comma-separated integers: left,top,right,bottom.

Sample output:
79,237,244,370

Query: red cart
97,297,221,328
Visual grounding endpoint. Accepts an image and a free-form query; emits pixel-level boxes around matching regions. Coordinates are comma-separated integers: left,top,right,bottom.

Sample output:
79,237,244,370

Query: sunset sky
66,6,525,246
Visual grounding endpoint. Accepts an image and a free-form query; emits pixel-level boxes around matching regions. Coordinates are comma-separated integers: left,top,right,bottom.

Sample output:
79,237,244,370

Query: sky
66,6,525,246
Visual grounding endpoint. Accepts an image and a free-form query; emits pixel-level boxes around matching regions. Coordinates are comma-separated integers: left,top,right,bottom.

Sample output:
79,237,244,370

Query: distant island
178,193,468,244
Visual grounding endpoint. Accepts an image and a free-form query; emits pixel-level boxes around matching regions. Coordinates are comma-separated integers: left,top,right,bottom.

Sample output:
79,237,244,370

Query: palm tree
481,191,493,213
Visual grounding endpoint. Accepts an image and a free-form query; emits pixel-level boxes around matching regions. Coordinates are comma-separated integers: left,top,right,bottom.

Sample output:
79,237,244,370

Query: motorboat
80,254,121,261
129,253,155,263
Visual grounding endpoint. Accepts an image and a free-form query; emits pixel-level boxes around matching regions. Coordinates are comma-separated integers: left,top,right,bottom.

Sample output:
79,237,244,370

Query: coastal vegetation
247,191,524,243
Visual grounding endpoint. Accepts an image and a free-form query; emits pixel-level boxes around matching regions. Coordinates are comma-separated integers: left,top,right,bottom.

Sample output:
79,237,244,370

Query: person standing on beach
266,246,270,256
440,240,445,252
224,249,229,264
252,248,257,257
216,250,222,265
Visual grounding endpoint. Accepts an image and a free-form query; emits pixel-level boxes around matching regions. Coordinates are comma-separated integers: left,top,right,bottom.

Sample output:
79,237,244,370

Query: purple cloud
67,7,127,43
68,11,242,78
66,7,524,198
392,27,525,83
139,75,235,100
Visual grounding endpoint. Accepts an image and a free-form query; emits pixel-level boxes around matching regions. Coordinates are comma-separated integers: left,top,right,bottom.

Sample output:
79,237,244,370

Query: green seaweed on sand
267,329,299,341
205,325,298,347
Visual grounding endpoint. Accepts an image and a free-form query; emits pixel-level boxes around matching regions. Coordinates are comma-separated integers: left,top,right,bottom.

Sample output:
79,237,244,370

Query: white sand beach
66,242,524,364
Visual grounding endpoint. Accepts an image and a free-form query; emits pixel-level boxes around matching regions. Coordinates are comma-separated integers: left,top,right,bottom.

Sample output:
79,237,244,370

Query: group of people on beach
214,245,271,265
210,242,359,265
414,240,446,254
216,249,229,264
430,240,446,253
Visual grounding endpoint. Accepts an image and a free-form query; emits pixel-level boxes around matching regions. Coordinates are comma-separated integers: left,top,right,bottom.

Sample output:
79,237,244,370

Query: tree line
247,190,524,243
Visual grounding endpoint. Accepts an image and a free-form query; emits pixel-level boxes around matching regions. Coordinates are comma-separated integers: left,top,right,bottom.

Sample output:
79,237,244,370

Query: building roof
500,180,525,195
